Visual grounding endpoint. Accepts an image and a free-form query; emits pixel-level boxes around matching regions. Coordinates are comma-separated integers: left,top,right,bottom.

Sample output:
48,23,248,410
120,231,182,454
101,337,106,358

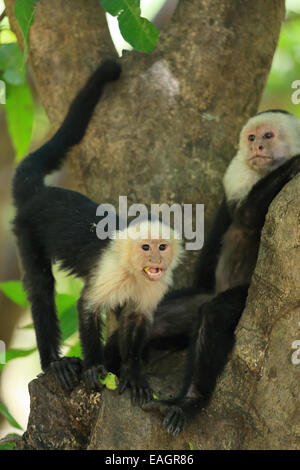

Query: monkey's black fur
143,137,300,435
12,60,121,389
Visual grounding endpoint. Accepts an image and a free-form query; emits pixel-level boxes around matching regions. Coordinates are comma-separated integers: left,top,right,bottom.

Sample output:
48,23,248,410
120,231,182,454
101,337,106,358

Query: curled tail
12,59,121,208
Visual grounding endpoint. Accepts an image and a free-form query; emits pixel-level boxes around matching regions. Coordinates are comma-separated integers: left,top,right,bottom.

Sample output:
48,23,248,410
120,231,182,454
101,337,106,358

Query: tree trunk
5,0,294,450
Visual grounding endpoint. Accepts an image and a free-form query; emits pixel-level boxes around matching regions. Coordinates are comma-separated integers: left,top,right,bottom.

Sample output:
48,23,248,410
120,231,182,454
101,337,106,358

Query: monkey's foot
118,372,153,406
143,397,203,436
142,400,186,436
48,356,83,391
82,364,107,391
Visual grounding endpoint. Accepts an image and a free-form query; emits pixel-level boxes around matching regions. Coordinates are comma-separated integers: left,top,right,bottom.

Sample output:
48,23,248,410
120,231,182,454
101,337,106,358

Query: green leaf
99,372,118,390
0,283,77,340
0,347,37,371
66,341,82,359
20,323,33,329
5,83,34,161
188,442,195,450
100,0,124,16
14,0,40,57
0,43,26,85
3,68,24,86
56,293,78,341
0,442,16,450
0,402,23,430
99,0,159,52
5,348,36,362
0,281,29,307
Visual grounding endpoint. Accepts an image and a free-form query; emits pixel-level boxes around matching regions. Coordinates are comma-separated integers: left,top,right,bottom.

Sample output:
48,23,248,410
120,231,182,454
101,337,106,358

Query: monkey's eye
141,244,150,251
248,134,255,141
159,244,167,251
263,132,274,139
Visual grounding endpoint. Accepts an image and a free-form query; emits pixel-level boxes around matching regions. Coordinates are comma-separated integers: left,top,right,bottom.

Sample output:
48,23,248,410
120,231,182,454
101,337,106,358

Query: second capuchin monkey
12,60,183,405
143,110,300,434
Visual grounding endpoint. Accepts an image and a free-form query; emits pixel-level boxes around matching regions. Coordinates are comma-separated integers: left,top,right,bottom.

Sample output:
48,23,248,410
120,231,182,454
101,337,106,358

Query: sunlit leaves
0,402,23,430
5,83,34,161
0,348,37,372
99,0,159,52
0,441,16,450
14,0,41,57
56,293,78,341
0,281,29,307
0,43,25,85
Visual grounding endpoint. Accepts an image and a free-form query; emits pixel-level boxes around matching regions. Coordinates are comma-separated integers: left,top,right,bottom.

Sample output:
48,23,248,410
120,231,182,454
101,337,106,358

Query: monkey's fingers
51,361,73,390
163,406,185,436
49,357,82,391
83,365,107,391
144,385,154,405
118,376,129,395
142,401,186,436
65,357,82,383
131,383,153,406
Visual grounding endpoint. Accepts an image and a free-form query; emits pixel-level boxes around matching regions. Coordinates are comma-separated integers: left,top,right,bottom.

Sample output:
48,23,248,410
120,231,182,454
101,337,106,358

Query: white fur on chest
223,152,261,203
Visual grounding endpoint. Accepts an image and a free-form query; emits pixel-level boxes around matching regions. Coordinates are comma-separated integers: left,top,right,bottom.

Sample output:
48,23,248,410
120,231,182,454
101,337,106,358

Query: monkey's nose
258,145,264,151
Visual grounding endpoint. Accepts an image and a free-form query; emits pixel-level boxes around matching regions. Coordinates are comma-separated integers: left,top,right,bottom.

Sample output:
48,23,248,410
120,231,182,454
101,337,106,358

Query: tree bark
5,0,294,450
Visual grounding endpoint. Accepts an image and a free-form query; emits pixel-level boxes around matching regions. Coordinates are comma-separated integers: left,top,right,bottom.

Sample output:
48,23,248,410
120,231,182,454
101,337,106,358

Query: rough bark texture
5,0,297,451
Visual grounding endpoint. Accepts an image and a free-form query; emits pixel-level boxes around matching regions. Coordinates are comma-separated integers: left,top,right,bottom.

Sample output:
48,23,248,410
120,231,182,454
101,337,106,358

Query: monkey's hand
82,364,107,391
118,367,153,406
48,356,83,391
143,398,202,436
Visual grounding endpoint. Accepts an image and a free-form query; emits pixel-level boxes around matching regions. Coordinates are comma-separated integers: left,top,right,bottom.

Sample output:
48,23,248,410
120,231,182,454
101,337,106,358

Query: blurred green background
0,0,300,441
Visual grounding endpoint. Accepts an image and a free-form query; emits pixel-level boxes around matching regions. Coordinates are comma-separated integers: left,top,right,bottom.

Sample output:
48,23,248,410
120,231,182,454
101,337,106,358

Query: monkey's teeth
143,267,164,280
144,267,160,273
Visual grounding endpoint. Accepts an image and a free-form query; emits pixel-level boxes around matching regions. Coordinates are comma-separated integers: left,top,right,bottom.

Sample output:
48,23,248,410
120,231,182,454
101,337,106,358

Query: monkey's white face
243,123,290,171
134,239,172,281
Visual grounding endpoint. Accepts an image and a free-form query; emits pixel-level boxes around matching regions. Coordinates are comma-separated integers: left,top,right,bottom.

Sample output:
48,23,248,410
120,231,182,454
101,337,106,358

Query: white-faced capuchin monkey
12,60,183,405
142,110,300,435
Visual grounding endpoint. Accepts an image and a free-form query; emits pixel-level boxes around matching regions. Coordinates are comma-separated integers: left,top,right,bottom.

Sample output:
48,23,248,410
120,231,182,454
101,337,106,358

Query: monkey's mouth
250,155,273,167
143,267,164,281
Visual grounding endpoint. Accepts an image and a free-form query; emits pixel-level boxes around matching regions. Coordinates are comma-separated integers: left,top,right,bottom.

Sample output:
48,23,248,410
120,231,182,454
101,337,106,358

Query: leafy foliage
0,281,29,307
0,280,81,426
0,441,16,450
99,0,159,52
262,12,300,117
14,0,41,57
0,281,79,344
0,28,34,161
5,82,34,160
0,348,36,373
0,402,22,430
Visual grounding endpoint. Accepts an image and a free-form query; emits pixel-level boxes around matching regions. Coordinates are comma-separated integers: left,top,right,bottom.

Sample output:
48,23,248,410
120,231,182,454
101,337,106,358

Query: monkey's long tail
12,59,121,208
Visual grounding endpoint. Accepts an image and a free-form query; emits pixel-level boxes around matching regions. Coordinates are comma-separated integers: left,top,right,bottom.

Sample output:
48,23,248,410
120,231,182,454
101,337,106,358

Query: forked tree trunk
5,0,298,451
